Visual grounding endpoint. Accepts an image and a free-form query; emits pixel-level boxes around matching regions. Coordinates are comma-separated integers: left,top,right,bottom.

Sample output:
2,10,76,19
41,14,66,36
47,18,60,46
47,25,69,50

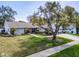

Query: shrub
11,28,16,35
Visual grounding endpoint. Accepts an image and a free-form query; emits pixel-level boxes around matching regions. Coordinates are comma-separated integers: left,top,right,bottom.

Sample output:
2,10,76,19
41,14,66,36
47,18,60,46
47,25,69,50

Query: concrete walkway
27,34,79,57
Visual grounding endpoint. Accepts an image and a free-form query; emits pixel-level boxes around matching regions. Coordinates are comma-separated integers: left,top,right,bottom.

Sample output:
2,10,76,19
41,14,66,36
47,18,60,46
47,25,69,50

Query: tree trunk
52,34,56,42
51,34,56,46
76,27,79,34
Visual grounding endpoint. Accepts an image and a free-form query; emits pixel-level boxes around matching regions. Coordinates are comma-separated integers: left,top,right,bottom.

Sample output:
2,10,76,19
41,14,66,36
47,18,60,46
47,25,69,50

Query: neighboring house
39,24,76,34
38,24,63,34
3,21,38,35
65,24,76,34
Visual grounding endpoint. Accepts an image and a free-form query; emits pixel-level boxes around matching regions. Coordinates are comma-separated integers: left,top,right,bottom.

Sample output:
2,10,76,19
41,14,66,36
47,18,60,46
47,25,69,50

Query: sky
0,1,79,22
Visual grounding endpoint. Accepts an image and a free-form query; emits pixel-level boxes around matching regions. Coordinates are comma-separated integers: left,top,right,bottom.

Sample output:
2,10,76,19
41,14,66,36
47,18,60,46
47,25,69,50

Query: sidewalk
27,34,79,57
27,41,79,57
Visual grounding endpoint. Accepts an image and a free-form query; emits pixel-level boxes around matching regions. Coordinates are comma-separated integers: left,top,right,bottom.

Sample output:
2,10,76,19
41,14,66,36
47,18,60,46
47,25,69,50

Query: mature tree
28,2,65,42
38,2,63,42
0,5,17,25
60,7,73,33
60,17,69,33
28,1,79,43
63,6,75,23
28,15,39,25
28,2,69,42
63,6,79,34
74,11,79,34
28,13,47,26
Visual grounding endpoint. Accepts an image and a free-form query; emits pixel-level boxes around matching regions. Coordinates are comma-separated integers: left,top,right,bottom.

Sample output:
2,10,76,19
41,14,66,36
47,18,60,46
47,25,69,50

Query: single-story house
0,20,76,35
2,21,38,35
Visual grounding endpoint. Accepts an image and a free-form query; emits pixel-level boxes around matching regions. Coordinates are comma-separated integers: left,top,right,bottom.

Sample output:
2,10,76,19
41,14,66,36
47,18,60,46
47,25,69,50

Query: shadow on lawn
12,36,53,57
12,36,71,57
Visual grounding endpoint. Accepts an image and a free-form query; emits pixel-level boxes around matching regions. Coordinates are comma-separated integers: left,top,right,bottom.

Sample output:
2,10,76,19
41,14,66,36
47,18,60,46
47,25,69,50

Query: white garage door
15,28,24,35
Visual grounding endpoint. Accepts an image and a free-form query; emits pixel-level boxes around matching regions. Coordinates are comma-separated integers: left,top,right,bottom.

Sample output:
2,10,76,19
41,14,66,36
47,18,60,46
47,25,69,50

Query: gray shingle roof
6,21,38,28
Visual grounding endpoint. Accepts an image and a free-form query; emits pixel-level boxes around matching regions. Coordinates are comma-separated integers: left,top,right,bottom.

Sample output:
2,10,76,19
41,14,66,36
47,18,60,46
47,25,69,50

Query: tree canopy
0,5,17,25
28,1,79,42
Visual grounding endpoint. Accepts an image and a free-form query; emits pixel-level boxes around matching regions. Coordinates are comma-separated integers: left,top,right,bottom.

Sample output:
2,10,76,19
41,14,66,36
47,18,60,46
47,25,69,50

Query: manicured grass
0,35,72,57
50,44,79,57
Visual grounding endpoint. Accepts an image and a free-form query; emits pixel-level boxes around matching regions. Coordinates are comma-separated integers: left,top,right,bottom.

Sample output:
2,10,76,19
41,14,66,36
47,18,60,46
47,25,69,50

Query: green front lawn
69,34,79,36
50,44,79,57
0,34,72,57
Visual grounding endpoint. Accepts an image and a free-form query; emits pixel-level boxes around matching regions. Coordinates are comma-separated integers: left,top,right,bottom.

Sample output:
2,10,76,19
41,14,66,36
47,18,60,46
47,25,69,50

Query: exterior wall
66,25,76,34
66,28,76,34
14,28,24,35
4,21,25,35
3,21,10,35
38,28,45,32
0,28,3,32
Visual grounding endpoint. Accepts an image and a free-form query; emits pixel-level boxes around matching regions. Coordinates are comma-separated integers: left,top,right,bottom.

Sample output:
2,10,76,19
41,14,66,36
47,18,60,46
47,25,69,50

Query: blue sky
0,1,79,22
